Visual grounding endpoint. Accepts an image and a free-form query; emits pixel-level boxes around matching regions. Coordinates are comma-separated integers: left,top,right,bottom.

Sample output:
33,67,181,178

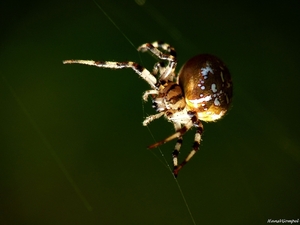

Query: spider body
178,54,232,122
63,41,232,177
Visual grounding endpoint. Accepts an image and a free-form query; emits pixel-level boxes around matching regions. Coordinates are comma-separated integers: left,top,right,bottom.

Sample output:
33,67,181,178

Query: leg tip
173,168,179,178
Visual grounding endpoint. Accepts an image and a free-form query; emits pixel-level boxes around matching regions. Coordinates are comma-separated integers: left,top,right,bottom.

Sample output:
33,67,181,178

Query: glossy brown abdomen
178,54,233,121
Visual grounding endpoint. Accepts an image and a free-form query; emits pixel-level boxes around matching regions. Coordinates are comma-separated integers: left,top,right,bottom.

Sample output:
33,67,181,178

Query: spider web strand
142,101,196,225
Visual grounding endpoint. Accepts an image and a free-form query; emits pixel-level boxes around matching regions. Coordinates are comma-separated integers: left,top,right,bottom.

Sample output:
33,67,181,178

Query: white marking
201,86,205,90
189,96,212,104
211,83,217,93
201,66,214,76
225,93,229,104
214,98,221,106
211,112,224,120
220,71,224,82
173,158,178,166
198,110,226,122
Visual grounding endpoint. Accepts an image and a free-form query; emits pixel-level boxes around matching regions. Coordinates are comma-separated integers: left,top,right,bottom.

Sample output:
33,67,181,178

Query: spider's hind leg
148,111,204,177
172,123,183,177
173,115,204,177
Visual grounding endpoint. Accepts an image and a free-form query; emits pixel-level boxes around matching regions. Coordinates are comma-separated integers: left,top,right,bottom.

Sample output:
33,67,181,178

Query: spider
63,41,233,177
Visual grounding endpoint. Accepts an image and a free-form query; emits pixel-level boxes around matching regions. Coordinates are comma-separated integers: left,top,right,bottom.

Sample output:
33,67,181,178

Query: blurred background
1,0,299,224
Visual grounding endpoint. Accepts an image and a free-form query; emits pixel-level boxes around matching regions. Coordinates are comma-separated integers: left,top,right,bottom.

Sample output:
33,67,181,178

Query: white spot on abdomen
214,98,221,106
214,98,220,106
188,95,212,108
201,66,214,76
211,83,217,93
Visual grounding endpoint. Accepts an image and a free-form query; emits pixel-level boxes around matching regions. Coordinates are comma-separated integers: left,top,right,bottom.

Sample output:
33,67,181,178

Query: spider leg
148,120,193,149
153,61,176,82
152,62,163,76
63,60,157,89
173,124,203,177
142,112,164,126
172,123,183,176
143,90,159,101
137,42,177,80
138,41,176,57
149,111,203,177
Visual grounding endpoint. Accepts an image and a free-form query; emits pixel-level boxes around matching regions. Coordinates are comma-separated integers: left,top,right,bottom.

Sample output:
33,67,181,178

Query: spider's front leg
142,90,159,102
63,60,158,89
138,41,176,58
137,41,177,80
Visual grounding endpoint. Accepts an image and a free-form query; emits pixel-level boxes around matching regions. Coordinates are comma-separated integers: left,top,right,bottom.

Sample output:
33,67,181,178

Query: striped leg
148,111,203,177
152,61,165,77
172,136,183,177
173,113,203,177
148,119,194,149
63,60,157,89
142,112,164,126
137,42,177,81
173,124,203,177
172,123,183,177
142,89,159,101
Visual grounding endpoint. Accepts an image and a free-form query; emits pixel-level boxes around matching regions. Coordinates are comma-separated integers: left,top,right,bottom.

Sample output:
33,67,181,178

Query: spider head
152,82,186,114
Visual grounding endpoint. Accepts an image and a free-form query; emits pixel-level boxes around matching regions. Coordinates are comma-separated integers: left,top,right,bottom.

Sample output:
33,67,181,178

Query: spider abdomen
178,54,233,122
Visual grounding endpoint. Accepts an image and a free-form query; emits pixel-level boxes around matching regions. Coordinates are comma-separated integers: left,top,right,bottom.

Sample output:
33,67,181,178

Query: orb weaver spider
63,41,233,177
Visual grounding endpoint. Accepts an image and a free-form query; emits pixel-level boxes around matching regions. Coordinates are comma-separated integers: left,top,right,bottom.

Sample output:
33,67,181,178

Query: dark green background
1,0,299,224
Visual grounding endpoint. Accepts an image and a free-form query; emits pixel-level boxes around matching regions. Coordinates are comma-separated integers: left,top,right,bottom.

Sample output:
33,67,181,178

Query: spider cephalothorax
63,41,233,177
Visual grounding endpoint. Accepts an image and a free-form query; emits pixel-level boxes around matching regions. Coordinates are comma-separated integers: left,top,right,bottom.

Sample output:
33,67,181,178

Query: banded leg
172,136,183,176
137,42,177,81
152,61,165,77
172,123,183,177
173,124,203,177
148,111,203,177
143,90,159,101
173,113,203,176
152,41,177,56
63,60,157,90
152,61,176,82
148,119,194,149
143,112,164,126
